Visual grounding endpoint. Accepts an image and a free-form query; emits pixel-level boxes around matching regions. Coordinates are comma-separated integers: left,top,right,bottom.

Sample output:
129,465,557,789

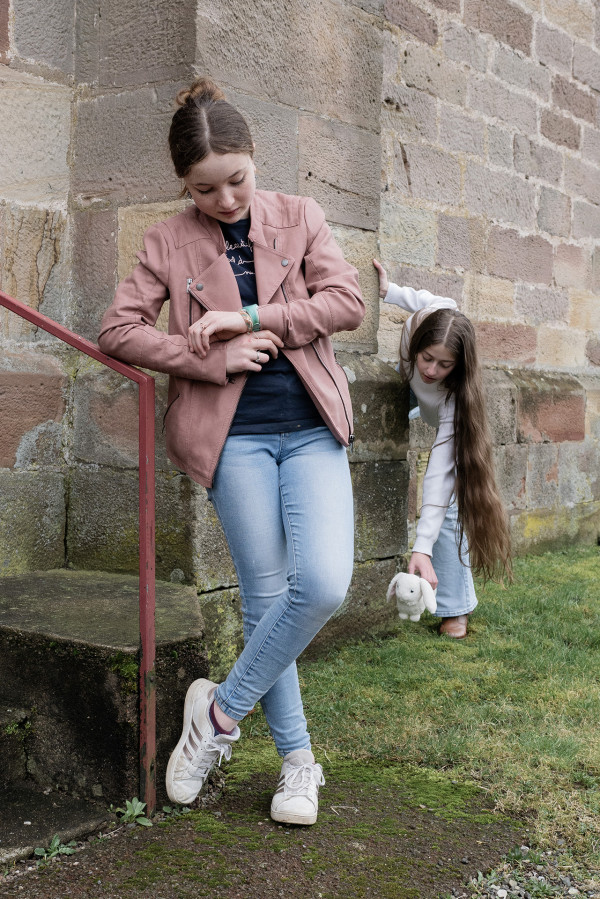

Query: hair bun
176,77,226,107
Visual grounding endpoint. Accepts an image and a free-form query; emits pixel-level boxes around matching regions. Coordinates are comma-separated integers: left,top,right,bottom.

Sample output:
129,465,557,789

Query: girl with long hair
99,78,364,825
373,260,511,638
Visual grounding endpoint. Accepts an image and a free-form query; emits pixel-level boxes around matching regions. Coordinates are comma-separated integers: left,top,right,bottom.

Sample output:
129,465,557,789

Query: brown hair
169,78,254,179
403,308,512,582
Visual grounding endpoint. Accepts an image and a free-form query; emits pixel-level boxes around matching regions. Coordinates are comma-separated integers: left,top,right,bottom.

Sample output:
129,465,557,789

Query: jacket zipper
187,277,194,327
276,236,354,449
162,392,181,433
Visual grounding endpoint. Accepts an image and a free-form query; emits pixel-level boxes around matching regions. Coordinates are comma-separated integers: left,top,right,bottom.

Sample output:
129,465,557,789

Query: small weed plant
34,834,77,867
112,797,153,827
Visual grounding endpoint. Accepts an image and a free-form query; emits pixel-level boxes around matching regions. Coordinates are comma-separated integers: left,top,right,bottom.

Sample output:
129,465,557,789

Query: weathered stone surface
437,215,486,273
379,200,436,269
352,460,408,562
509,501,600,555
0,569,207,802
75,0,195,87
573,41,600,93
537,188,571,238
514,285,569,325
0,351,66,468
71,208,118,342
0,471,66,574
537,324,588,369
402,144,462,207
493,443,527,511
67,468,195,581
468,75,537,135
384,0,438,46
487,227,553,284
0,2,8,61
198,587,243,683
464,0,532,55
513,135,561,184
487,124,514,169
439,105,485,157
464,163,536,229
400,42,467,105
330,225,380,353
565,155,600,207
72,84,180,204
553,74,597,125
196,0,382,131
569,290,600,332
493,44,550,98
579,374,600,438
191,486,237,593
13,0,75,75
558,441,600,506
526,443,559,508
573,200,600,239
535,21,572,74
443,21,488,72
339,351,409,462
463,274,515,322
298,115,380,230
543,0,595,42
474,322,537,365
381,84,438,144
483,369,518,445
0,68,70,203
540,110,581,151
512,370,585,443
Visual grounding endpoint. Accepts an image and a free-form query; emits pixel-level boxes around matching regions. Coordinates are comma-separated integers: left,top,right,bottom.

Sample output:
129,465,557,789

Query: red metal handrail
0,290,157,813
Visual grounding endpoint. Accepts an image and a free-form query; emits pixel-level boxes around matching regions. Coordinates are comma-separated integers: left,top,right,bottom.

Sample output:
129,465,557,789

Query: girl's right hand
373,259,389,298
225,330,283,375
408,551,438,590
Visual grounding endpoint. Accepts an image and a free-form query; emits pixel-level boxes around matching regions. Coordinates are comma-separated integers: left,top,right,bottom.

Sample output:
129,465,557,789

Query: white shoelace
188,733,233,778
282,763,325,796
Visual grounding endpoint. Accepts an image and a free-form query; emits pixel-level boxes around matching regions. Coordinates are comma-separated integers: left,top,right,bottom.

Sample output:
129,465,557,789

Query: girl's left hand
373,259,389,299
408,551,438,590
188,310,248,356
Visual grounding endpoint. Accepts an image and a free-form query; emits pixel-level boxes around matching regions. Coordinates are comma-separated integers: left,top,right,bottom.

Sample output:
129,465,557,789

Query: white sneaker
270,749,325,825
165,678,240,805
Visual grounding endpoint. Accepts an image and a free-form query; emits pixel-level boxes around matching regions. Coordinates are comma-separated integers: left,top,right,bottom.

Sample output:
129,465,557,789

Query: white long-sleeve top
384,282,458,556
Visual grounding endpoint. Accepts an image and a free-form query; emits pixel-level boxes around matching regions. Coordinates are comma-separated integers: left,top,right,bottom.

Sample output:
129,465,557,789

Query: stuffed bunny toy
386,572,437,621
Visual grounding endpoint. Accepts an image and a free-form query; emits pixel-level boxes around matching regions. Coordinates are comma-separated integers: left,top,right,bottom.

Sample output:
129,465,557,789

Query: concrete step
0,569,209,805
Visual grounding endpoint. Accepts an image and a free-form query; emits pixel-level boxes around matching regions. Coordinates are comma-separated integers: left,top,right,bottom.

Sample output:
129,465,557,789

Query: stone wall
0,1,599,645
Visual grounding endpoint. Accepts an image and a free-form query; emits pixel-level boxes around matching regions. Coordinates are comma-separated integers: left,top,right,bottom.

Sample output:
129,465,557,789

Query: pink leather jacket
98,190,365,486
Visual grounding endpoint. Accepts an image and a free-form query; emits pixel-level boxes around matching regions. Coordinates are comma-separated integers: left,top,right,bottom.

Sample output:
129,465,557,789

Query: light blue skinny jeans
431,501,478,618
207,426,354,757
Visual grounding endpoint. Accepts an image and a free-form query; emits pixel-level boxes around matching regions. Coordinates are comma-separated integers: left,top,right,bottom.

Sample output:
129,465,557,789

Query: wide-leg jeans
431,501,478,618
207,426,354,756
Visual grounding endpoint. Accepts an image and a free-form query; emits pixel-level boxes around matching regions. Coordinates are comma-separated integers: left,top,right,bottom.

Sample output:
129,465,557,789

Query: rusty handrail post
0,290,157,813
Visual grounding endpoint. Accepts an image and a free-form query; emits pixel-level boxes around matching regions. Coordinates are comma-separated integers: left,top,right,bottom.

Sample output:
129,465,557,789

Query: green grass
236,545,600,872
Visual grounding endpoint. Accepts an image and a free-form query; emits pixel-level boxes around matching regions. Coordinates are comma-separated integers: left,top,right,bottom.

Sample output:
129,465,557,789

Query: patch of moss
108,652,139,694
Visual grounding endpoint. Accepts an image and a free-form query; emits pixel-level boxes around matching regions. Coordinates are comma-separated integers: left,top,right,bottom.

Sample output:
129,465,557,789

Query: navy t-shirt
220,218,322,435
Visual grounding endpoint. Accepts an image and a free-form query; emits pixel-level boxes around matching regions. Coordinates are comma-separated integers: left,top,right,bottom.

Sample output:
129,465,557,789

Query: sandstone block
443,22,488,73
431,0,459,11
493,444,527,511
536,324,588,369
0,350,66,469
487,125,514,169
573,200,600,239
228,92,299,196
0,2,8,60
463,274,515,322
71,208,118,342
13,0,74,75
72,85,180,204
537,188,571,238
464,0,532,55
379,201,436,269
0,68,70,203
510,502,600,555
586,338,600,367
493,44,550,99
384,0,438,46
400,42,467,105
573,42,600,93
514,285,569,326
67,468,195,582
543,0,595,42
553,74,597,125
569,290,600,332
191,487,237,593
439,105,485,157
437,215,485,273
474,322,537,365
384,267,464,303
483,368,518,445
512,370,585,443
535,22,572,75
468,75,537,135
198,587,243,683
578,374,600,438
582,127,600,166
541,110,581,150
558,441,600,506
298,115,380,231
402,143,461,207
0,471,66,574
330,225,380,353
487,227,553,285
464,163,536,229
381,84,437,144
526,443,559,508
196,0,382,132
338,351,409,461
513,135,561,184
75,0,195,87
555,245,590,290
353,460,408,562
565,155,600,207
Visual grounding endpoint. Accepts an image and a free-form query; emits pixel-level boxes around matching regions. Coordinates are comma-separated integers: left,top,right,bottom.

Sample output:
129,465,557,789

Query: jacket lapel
187,253,241,312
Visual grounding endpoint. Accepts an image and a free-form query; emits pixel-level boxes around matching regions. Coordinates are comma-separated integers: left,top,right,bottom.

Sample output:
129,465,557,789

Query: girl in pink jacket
99,78,365,825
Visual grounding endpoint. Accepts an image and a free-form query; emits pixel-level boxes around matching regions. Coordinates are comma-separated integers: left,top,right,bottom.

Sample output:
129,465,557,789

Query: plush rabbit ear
386,573,400,602
419,578,437,614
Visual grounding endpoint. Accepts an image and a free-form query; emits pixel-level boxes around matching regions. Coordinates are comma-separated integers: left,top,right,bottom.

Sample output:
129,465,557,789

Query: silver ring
255,351,261,363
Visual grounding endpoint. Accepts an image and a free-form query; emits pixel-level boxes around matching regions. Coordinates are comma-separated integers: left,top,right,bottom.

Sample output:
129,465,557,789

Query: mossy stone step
0,569,209,804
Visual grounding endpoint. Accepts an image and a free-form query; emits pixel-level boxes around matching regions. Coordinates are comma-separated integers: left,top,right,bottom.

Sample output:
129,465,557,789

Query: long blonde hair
404,308,512,582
